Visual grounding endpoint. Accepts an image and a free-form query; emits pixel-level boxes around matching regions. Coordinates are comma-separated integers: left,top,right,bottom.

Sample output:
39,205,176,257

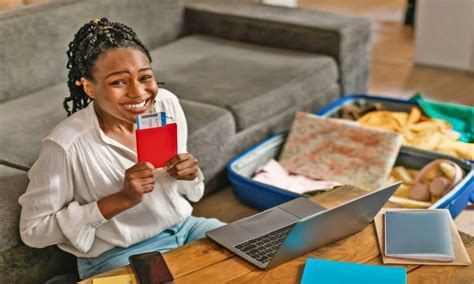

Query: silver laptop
206,182,401,270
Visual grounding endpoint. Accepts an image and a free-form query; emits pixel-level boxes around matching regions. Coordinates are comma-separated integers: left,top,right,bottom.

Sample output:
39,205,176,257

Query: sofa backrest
0,0,184,103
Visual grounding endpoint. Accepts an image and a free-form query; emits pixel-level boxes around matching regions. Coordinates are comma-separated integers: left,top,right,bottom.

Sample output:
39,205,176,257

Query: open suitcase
228,95,473,218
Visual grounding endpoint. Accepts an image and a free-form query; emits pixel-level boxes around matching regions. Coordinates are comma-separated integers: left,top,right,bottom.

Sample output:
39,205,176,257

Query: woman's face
82,47,158,126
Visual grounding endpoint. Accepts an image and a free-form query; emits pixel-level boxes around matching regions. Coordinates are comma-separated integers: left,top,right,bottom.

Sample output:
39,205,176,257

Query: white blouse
19,89,204,258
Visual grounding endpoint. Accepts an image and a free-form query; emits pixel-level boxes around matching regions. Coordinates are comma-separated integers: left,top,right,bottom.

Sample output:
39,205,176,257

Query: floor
194,0,474,236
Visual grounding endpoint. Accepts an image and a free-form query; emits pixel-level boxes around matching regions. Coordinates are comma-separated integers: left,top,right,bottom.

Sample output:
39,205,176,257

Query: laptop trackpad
237,208,298,235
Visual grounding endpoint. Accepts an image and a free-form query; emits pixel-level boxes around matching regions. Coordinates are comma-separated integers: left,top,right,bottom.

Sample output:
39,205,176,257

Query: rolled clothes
253,159,341,194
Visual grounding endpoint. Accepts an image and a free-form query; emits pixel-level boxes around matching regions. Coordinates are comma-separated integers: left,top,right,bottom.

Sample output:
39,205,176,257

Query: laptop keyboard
234,224,295,264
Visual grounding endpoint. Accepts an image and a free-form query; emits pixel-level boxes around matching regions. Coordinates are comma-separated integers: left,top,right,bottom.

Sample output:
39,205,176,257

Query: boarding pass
136,112,174,129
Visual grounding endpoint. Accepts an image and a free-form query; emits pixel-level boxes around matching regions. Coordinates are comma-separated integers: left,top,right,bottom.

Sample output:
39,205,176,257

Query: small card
136,112,173,129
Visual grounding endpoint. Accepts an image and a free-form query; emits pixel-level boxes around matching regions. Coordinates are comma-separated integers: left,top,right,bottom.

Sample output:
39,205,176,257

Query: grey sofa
0,0,371,282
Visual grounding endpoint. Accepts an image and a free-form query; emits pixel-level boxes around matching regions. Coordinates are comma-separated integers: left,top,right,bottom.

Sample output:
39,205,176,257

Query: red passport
136,123,178,168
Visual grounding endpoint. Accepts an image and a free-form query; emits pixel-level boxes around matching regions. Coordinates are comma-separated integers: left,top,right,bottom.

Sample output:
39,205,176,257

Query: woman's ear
81,78,96,99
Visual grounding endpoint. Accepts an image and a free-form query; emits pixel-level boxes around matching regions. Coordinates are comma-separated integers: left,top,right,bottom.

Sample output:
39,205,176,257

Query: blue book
301,259,406,284
384,210,454,261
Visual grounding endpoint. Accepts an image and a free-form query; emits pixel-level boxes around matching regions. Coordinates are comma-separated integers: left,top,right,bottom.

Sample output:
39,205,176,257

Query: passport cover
136,123,177,168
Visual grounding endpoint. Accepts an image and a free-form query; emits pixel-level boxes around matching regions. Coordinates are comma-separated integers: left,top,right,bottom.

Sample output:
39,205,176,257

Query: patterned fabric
279,112,402,191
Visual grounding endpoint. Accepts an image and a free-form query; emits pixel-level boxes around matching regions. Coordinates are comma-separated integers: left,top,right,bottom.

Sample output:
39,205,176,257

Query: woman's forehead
93,48,152,75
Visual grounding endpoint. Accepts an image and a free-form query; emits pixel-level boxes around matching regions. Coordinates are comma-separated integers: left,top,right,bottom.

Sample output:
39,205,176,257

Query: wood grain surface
79,185,473,284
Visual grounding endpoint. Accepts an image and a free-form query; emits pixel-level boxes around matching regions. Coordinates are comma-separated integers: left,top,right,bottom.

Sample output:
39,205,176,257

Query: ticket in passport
136,112,167,129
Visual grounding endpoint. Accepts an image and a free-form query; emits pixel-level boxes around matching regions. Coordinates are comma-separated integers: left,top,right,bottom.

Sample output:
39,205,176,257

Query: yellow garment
358,108,474,160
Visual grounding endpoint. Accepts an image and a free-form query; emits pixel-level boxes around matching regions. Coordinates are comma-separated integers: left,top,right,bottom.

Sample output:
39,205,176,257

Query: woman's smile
120,98,151,113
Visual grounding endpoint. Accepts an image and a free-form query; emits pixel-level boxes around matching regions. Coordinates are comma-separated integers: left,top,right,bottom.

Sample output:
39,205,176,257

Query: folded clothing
253,159,341,195
358,107,474,160
411,93,473,143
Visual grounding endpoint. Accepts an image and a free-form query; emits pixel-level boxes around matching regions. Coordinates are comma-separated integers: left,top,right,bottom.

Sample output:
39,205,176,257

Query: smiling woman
18,18,224,280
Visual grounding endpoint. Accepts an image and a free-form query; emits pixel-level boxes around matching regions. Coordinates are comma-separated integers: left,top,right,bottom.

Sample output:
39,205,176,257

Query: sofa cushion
0,84,68,169
0,165,29,252
152,35,339,131
0,0,183,103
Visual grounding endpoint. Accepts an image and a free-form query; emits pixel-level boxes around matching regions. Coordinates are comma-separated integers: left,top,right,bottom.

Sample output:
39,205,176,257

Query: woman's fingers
168,167,198,180
141,184,155,193
177,173,199,181
139,177,156,186
166,153,200,180
167,159,197,173
130,168,156,179
166,153,196,168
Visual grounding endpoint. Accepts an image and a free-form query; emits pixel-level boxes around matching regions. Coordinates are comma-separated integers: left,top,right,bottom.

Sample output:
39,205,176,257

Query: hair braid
64,18,152,116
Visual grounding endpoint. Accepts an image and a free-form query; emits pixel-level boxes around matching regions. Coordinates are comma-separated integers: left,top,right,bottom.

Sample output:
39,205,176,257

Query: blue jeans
77,216,224,279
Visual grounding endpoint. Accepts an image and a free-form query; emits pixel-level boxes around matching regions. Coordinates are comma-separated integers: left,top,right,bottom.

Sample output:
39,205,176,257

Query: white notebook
384,210,455,261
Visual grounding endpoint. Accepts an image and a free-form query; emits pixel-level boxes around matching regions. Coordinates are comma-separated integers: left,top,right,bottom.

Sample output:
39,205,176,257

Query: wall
415,0,474,72
0,0,52,11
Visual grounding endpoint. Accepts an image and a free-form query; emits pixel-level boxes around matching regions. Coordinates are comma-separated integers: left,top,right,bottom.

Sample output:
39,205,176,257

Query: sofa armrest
184,0,372,95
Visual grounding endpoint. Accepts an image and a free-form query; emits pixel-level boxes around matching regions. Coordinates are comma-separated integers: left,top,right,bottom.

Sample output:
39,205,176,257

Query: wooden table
80,186,474,283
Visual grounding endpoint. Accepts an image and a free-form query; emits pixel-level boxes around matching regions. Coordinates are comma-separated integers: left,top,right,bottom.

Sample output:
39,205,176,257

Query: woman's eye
140,75,153,81
110,80,126,86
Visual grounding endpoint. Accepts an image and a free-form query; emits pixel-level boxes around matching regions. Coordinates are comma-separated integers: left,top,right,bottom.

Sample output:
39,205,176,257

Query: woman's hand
166,153,199,181
98,162,156,219
119,162,156,206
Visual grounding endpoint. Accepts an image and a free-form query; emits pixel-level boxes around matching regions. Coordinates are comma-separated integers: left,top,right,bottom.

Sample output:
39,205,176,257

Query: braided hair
64,18,152,116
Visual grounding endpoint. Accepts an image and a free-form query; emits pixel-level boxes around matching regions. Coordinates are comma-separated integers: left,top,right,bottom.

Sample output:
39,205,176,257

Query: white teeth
123,100,147,110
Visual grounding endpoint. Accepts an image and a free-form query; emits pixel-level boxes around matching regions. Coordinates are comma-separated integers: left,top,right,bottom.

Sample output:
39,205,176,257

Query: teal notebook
301,259,406,284
384,210,454,261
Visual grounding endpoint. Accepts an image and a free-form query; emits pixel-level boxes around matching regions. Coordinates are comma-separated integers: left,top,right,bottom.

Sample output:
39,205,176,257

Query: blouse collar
85,101,137,157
